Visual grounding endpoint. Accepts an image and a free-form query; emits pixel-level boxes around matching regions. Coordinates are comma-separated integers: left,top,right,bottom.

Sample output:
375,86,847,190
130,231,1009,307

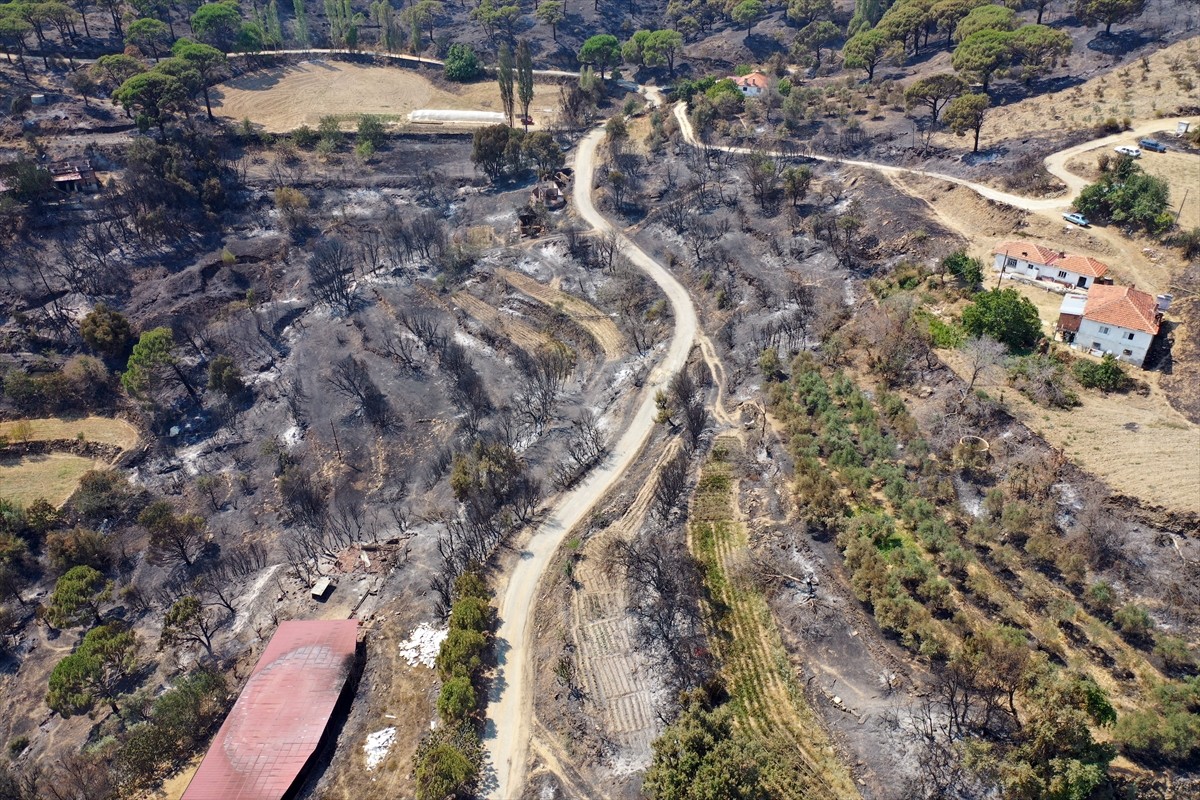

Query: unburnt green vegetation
766,354,1197,794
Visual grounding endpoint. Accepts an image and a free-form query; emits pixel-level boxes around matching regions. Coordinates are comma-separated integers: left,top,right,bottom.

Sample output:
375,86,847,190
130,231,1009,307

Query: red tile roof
992,241,1111,278
181,620,359,800
992,240,1062,266
1052,253,1109,278
731,71,769,90
1083,284,1160,335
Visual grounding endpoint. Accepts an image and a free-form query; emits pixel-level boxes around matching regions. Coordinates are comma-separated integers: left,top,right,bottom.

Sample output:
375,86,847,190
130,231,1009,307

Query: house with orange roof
729,71,769,97
991,240,1109,290
1057,284,1165,367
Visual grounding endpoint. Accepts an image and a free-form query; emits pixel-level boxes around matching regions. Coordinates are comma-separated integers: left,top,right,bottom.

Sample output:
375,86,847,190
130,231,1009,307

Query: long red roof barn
182,620,359,800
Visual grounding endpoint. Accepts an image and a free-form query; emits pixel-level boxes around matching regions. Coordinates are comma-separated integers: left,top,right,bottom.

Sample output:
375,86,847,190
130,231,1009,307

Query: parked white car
1114,145,1142,158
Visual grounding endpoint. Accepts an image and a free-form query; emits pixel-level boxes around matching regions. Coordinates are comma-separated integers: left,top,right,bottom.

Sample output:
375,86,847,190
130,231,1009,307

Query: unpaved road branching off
672,100,1193,293
482,122,700,800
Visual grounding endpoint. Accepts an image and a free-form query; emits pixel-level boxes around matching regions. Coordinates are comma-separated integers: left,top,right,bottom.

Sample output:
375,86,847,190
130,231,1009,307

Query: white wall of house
1076,318,1154,366
993,254,1095,288
739,85,762,97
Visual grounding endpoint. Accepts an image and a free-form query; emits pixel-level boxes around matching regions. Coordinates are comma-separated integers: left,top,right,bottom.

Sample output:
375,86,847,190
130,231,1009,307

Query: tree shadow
1086,29,1151,55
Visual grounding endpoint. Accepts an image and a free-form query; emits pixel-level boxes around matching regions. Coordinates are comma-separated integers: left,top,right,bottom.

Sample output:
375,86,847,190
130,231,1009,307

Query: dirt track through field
496,268,626,359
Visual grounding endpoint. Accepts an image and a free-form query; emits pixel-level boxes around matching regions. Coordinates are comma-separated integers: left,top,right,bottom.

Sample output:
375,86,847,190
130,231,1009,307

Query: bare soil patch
212,61,562,132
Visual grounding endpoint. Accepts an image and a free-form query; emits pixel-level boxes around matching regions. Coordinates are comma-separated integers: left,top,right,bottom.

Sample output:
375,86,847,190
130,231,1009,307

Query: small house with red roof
991,240,1109,290
729,71,769,97
1057,284,1163,367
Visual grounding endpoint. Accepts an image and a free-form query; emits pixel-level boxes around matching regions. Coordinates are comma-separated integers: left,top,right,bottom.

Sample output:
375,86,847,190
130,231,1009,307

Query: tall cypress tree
516,39,534,130
497,43,515,127
292,0,309,46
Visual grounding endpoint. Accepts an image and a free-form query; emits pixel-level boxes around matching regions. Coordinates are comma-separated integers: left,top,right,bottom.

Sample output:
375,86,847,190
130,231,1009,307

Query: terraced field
689,438,861,800
496,269,625,360
567,440,682,777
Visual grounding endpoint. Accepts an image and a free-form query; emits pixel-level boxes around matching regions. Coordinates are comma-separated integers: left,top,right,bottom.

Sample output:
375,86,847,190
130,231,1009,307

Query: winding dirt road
482,122,700,800
480,90,1194,799
671,101,1192,216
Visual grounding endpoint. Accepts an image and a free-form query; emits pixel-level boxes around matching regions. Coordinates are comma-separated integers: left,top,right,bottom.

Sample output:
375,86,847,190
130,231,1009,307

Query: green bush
444,43,482,82
436,628,487,681
437,676,477,722
448,596,492,633
962,288,1042,350
413,724,482,800
1072,354,1132,392
357,114,386,149
291,124,318,148
1154,635,1196,673
1074,159,1172,234
1114,603,1154,639
942,250,984,289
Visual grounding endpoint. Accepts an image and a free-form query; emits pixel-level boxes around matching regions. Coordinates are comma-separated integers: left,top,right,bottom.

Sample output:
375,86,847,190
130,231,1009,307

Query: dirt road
481,124,700,800
671,101,1192,215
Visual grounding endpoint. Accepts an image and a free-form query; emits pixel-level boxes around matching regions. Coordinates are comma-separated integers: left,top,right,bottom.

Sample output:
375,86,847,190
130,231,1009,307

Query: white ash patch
453,329,496,357
280,425,303,449
399,623,448,668
364,727,397,770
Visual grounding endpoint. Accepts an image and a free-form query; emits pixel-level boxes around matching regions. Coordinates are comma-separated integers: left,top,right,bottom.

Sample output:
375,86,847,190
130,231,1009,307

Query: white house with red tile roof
991,240,1110,290
1058,284,1162,367
729,71,769,97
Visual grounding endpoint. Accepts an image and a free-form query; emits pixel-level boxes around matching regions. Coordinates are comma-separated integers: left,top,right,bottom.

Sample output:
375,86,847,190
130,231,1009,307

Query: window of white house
1092,342,1102,349
1057,270,1068,278
1123,349,1133,356
1005,257,1017,267
1099,326,1110,334
1125,332,1135,340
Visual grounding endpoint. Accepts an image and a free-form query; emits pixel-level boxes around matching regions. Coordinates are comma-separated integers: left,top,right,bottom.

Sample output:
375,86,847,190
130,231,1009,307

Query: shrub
1084,580,1116,615
413,724,482,800
1114,603,1154,639
291,124,318,148
444,43,482,82
70,469,143,523
1008,354,1079,408
1073,354,1132,392
46,528,112,572
961,288,1042,349
942,250,983,289
1074,160,1172,234
437,676,477,722
1169,226,1200,260
1154,635,1196,674
448,596,491,634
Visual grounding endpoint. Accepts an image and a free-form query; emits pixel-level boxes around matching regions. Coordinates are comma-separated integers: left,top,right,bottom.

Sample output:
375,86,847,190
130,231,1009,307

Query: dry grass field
211,61,563,132
941,346,1200,515
0,415,140,450
0,453,104,507
986,36,1200,141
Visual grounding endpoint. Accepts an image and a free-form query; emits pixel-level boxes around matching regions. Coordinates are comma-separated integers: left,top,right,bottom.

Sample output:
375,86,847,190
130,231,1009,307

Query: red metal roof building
181,620,360,800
